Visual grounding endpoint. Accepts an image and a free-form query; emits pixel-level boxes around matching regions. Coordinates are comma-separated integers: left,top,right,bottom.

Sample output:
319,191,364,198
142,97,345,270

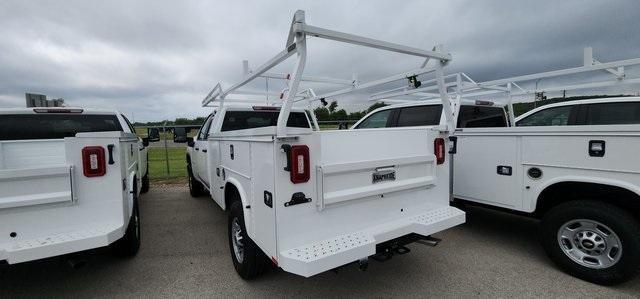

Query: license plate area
372,167,396,184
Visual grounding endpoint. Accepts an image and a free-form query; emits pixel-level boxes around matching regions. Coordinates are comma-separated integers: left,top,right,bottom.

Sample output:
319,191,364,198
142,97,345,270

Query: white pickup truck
187,10,465,279
354,96,640,284
0,107,149,264
186,105,464,278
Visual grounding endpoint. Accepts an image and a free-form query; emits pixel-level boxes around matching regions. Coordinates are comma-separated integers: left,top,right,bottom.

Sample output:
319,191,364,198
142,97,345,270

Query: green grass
147,147,187,180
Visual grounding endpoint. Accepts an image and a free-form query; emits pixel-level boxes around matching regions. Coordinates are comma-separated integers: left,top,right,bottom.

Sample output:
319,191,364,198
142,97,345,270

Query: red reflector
289,145,310,184
434,138,445,165
271,256,278,266
82,146,106,177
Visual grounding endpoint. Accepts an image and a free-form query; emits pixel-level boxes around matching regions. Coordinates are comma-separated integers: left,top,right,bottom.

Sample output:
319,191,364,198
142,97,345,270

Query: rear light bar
82,146,106,177
474,100,494,106
252,106,281,111
34,108,83,113
434,138,446,165
282,144,310,184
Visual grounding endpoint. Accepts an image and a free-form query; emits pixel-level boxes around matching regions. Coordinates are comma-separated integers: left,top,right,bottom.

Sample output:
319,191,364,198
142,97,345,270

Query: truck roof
0,107,120,115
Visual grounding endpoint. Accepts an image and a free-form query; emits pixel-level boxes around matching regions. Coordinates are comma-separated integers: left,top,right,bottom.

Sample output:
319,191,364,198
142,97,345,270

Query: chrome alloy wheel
557,219,622,269
231,217,244,263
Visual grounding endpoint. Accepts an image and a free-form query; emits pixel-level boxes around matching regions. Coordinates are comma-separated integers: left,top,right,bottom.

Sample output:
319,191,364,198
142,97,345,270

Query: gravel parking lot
1,185,639,298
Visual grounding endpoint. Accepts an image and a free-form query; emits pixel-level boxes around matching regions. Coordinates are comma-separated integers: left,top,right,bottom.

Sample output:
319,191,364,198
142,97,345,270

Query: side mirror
187,137,194,147
173,129,188,143
147,128,160,142
142,137,150,147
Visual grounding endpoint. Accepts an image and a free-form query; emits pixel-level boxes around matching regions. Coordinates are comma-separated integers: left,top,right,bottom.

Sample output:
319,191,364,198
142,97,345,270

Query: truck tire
540,200,640,285
140,173,150,194
228,200,269,279
112,193,141,257
187,163,204,197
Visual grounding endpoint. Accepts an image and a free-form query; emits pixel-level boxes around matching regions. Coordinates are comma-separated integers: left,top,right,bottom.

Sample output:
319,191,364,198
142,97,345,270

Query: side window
121,114,137,134
396,105,443,127
585,102,640,125
516,106,573,127
355,109,393,129
197,114,214,140
457,106,508,128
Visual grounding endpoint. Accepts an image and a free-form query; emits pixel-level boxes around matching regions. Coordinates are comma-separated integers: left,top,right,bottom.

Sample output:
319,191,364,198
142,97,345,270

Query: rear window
585,102,640,125
0,114,123,140
221,111,310,132
396,105,443,127
457,106,508,128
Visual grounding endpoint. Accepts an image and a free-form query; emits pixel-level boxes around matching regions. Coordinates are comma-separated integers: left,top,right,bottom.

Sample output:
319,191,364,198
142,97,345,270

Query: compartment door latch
285,192,311,207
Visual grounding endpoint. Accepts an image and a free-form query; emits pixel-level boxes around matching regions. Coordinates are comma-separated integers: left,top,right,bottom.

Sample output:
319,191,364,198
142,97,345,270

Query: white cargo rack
371,47,640,124
202,10,456,136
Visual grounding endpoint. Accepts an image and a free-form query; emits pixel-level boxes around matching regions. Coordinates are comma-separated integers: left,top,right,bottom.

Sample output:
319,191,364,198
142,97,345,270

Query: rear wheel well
536,182,640,219
225,183,241,211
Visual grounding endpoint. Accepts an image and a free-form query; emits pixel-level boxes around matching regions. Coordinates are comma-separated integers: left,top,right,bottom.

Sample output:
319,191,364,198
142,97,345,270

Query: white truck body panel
453,125,640,213
0,109,147,264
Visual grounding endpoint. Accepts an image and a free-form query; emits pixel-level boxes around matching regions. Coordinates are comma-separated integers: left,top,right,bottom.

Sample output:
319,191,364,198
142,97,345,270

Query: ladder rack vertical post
277,10,307,138
507,83,516,125
435,60,455,130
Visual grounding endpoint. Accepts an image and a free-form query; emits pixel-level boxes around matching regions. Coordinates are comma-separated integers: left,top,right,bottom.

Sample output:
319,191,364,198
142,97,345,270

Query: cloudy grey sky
0,0,638,122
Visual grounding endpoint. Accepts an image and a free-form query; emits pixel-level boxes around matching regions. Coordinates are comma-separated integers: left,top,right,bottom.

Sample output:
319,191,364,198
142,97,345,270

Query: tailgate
0,165,74,209
317,128,440,210
0,140,74,209
273,127,460,276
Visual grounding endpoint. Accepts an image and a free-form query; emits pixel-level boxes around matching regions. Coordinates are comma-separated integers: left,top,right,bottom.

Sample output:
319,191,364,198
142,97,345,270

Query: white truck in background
360,49,640,284
0,107,149,264
356,95,640,285
186,10,465,279
453,97,640,285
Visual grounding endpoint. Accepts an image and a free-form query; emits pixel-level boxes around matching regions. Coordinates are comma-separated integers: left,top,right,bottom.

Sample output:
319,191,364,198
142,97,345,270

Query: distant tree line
134,116,206,127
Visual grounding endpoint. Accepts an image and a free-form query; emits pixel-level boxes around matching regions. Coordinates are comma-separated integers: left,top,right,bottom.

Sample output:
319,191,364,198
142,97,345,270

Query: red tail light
434,138,445,165
82,146,106,177
289,145,310,184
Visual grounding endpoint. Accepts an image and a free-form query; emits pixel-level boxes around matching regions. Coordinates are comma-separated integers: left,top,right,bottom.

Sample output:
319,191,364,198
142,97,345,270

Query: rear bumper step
278,206,465,277
0,223,124,264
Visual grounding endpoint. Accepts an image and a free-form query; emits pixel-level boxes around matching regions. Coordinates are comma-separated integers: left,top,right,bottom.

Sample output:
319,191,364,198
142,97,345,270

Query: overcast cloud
0,0,638,121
